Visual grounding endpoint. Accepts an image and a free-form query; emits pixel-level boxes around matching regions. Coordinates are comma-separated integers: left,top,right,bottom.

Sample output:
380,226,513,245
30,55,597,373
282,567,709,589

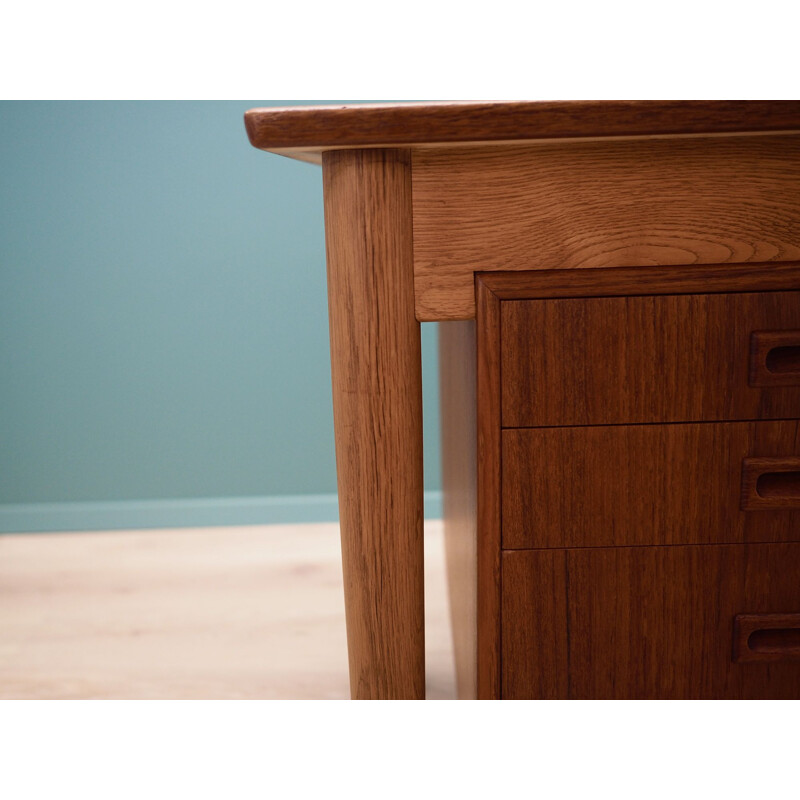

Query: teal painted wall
0,101,441,531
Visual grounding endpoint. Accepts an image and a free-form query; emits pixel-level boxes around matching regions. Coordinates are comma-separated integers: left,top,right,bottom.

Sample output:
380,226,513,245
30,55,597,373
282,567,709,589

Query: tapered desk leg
322,149,425,700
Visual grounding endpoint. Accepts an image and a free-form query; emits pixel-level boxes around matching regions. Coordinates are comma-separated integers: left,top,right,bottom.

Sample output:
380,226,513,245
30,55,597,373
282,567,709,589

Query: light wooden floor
0,521,456,699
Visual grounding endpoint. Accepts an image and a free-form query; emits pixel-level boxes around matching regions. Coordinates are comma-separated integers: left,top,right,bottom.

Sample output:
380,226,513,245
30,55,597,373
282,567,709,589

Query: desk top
245,101,800,163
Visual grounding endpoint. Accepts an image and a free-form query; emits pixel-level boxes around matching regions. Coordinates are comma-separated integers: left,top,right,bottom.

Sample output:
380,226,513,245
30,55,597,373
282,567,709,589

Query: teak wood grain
245,101,800,163
413,136,800,319
439,321,478,699
502,421,800,549
475,278,503,699
503,544,800,699
501,291,800,427
322,149,424,699
480,261,800,300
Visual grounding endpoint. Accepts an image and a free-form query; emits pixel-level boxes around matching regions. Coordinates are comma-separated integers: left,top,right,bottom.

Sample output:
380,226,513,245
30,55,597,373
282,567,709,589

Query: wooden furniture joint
246,101,800,700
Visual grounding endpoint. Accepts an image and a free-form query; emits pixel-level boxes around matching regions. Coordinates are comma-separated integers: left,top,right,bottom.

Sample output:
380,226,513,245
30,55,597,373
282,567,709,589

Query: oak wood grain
245,101,800,163
503,421,800,549
413,136,800,320
502,291,800,427
322,149,424,699
475,277,503,699
439,321,478,699
503,544,800,699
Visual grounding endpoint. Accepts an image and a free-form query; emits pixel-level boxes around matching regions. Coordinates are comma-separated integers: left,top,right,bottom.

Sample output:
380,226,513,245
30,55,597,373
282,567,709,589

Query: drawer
502,543,800,699
502,420,800,549
502,291,800,427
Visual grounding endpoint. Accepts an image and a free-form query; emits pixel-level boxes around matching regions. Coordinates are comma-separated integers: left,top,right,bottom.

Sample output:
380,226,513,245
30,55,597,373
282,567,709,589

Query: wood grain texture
733,613,800,662
502,291,800,427
245,101,800,163
503,544,800,699
501,548,569,699
503,421,800,549
413,136,800,320
475,277,503,699
481,261,800,300
322,149,424,699
439,321,478,699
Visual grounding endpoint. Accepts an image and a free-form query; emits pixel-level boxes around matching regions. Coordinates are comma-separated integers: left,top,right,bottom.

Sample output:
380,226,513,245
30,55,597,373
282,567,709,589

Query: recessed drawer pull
741,457,800,510
733,614,800,662
765,345,800,374
748,628,800,652
750,330,800,386
756,471,800,498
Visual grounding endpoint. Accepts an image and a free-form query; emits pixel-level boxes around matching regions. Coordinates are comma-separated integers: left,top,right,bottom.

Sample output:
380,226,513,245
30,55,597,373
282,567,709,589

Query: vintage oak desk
245,101,800,699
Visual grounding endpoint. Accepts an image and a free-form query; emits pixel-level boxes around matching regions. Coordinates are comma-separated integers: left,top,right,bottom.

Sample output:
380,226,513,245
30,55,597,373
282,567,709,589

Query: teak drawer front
501,291,800,427
502,421,800,549
502,544,800,699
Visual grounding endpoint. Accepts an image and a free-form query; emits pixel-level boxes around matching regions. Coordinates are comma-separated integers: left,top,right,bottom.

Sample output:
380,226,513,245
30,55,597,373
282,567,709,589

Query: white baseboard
0,491,444,533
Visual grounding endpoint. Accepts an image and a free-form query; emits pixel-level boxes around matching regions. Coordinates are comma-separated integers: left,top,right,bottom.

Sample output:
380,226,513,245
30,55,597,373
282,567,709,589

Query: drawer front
502,544,800,699
502,421,800,549
501,291,800,427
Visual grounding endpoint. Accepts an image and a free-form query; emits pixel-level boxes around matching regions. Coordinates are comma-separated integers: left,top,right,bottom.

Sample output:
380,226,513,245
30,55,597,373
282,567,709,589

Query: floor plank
0,521,456,699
